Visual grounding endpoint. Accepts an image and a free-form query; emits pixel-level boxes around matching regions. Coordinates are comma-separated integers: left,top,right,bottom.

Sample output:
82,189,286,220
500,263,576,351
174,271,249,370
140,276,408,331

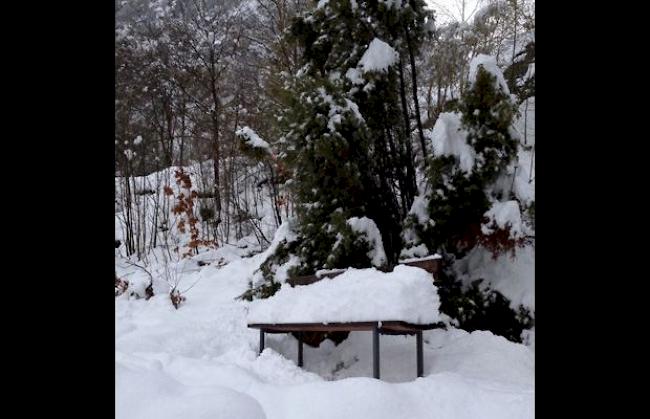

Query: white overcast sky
425,0,485,25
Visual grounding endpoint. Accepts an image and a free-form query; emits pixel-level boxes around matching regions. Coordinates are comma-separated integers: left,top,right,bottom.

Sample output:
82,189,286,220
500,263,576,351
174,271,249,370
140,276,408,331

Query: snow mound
251,370,532,419
359,38,399,73
117,241,533,418
427,329,534,386
116,361,267,419
247,265,440,324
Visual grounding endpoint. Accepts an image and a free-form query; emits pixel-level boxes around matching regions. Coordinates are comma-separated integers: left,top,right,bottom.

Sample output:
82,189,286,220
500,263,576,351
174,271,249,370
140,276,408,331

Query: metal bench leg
259,329,265,355
373,322,380,379
298,332,304,367
416,330,423,377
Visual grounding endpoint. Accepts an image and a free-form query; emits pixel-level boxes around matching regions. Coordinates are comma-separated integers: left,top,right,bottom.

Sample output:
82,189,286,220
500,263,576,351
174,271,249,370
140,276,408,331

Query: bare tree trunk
404,23,428,163
523,98,528,145
512,0,518,65
123,172,135,257
266,162,283,227
179,105,186,167
397,59,417,209
209,58,222,245
529,144,534,183
166,100,175,167
130,168,141,259
211,127,222,244
150,160,164,251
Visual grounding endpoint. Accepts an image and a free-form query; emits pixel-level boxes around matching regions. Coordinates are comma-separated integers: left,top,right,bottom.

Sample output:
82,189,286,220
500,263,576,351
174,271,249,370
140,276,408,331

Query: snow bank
424,328,534,386
347,216,387,266
116,205,533,418
468,54,510,94
247,265,440,324
359,38,399,73
252,371,532,419
117,240,533,419
116,361,266,419
429,112,475,173
236,126,271,151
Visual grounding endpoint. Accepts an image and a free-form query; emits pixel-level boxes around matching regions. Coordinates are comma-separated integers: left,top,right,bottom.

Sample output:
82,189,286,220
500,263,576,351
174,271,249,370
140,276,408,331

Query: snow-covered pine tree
242,0,434,299
403,54,519,259
401,54,532,341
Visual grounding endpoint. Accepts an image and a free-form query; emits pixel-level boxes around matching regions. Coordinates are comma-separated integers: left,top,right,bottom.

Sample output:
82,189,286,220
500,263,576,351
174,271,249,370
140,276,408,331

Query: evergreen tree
404,56,518,259
401,55,532,342
246,0,434,288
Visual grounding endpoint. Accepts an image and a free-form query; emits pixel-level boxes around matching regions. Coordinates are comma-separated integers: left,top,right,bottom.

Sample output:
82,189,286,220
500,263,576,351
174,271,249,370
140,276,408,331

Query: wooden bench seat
248,321,444,379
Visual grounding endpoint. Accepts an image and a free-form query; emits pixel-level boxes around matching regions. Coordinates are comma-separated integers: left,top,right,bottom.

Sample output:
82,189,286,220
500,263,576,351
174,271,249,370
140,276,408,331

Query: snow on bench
247,265,440,325
247,265,442,378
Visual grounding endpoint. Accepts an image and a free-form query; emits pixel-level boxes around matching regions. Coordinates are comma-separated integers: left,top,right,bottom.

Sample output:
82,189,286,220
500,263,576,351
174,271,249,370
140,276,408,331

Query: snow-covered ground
116,244,534,419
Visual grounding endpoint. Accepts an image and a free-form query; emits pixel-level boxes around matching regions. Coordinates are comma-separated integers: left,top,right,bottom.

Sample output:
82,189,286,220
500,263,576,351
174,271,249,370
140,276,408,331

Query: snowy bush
436,273,533,343
400,55,534,342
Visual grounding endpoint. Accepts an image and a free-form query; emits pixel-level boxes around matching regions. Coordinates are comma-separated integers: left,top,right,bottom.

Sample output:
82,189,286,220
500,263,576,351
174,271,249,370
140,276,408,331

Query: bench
247,256,444,379
248,320,442,379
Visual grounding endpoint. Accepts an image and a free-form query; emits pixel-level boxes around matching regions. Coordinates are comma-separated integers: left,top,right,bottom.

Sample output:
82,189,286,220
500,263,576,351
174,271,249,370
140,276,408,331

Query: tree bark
397,59,417,210
404,23,428,163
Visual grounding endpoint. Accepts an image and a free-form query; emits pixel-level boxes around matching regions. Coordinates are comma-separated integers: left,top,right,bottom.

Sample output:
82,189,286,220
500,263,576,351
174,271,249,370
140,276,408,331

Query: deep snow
116,242,534,419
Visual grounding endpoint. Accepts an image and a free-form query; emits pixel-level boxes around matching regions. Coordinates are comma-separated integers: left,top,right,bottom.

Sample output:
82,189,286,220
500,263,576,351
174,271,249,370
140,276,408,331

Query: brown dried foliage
115,276,129,297
171,169,216,258
477,218,527,259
